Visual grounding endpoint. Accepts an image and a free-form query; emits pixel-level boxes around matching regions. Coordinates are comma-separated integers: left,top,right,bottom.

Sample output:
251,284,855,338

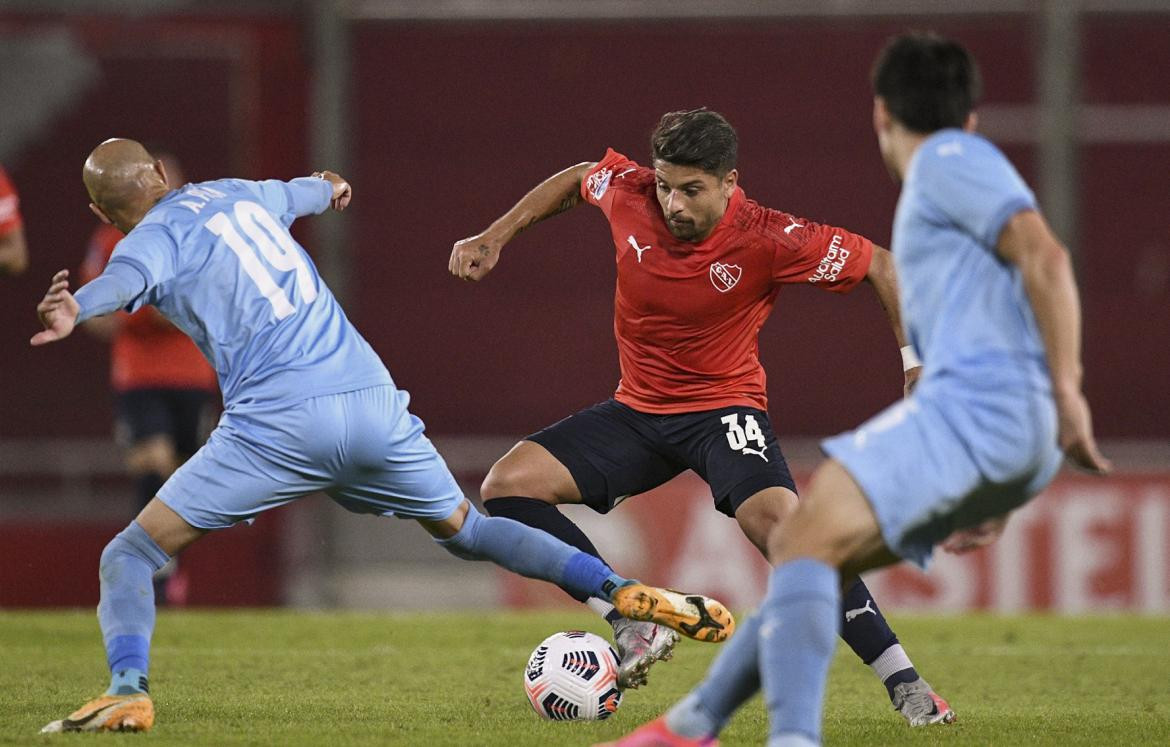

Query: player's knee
735,488,798,559
480,459,557,503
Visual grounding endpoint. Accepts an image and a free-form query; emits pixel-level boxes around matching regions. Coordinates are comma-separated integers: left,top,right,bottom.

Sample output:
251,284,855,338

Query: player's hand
31,269,80,346
1056,389,1112,474
312,171,352,211
449,233,502,282
941,514,1009,554
903,365,923,397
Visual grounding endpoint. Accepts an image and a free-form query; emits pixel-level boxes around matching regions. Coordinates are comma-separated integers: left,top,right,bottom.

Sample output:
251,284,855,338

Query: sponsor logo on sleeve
808,234,850,284
586,167,614,201
709,262,742,292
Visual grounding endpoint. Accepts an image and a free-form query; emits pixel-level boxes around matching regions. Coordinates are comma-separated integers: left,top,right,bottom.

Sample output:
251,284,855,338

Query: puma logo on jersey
784,218,804,234
844,600,876,622
741,446,769,462
616,167,637,179
627,235,652,263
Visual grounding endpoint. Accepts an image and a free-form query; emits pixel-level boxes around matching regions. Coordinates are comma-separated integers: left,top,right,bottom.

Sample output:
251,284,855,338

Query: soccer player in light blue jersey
605,32,1111,747
31,139,735,734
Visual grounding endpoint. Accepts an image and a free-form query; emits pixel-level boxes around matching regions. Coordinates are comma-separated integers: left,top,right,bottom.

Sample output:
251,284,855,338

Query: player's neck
121,188,170,231
890,129,929,181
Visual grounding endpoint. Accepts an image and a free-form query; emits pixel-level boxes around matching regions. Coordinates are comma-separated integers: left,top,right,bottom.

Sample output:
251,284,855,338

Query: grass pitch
2,610,1168,745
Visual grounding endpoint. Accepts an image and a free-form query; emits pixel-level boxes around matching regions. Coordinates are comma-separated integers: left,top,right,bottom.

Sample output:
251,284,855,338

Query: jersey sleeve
580,149,639,217
771,217,874,293
241,177,332,226
916,136,1037,249
105,224,181,312
80,225,121,284
0,166,23,235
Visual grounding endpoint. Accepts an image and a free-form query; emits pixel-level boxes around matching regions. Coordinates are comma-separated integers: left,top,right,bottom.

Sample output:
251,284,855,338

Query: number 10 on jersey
206,201,318,319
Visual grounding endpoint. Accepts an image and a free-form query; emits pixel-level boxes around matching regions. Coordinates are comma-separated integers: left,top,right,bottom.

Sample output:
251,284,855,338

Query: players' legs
757,459,896,746
479,440,612,603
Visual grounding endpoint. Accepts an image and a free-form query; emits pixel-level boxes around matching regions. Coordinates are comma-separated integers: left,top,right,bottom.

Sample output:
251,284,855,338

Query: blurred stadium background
1,0,1167,618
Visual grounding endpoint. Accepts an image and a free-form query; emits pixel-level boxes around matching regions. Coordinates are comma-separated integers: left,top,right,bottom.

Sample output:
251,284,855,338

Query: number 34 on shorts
721,413,769,461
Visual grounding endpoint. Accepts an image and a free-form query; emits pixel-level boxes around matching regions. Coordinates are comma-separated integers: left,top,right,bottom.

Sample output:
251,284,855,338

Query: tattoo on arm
515,192,581,236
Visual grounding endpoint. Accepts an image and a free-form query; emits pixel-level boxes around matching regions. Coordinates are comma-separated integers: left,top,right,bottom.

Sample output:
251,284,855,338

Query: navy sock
484,496,612,602
839,577,917,697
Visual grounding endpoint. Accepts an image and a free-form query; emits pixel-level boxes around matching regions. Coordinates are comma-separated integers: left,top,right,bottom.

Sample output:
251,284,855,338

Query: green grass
2,610,1168,745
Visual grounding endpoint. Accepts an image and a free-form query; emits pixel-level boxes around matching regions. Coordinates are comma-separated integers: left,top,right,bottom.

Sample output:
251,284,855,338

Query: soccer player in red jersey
80,154,217,605
450,109,953,725
0,164,28,275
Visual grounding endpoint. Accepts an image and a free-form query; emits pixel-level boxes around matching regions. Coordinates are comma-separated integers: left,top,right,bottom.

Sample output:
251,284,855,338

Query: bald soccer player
32,139,734,734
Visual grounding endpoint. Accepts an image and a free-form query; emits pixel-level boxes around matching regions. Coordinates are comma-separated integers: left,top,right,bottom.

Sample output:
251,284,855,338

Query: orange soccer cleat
40,692,154,733
612,584,735,643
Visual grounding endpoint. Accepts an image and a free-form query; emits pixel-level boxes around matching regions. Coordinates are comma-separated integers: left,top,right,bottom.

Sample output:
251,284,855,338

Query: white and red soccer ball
524,631,623,721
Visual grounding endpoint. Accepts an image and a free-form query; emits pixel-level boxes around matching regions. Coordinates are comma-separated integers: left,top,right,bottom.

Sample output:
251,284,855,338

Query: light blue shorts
157,386,464,530
822,374,1063,569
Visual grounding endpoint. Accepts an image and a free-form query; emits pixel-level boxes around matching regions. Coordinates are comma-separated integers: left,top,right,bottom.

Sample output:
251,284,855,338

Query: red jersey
580,149,874,414
0,165,22,235
81,223,218,393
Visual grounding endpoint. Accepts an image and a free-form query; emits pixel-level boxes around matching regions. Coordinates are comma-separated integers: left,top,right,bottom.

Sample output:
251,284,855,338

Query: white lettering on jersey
784,217,804,234
808,234,851,284
627,235,651,263
586,167,613,201
179,185,228,214
937,140,964,157
709,262,742,292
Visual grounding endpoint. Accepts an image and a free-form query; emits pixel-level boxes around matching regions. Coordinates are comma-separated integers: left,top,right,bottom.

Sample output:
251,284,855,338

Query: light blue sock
666,613,763,738
98,522,169,695
759,558,840,746
435,505,628,600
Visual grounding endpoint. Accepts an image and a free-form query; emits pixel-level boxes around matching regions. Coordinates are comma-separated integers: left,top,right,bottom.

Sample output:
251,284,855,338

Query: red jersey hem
614,391,769,415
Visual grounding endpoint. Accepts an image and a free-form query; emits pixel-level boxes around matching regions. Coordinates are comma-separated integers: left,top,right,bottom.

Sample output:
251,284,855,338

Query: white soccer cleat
612,619,679,689
891,678,956,726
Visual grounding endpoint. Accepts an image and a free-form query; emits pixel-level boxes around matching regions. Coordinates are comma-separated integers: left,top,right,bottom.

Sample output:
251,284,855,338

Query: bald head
83,138,169,232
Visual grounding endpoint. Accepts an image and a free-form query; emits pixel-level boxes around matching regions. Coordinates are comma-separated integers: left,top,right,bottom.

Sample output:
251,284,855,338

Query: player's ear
89,202,113,225
722,168,738,197
873,96,892,134
964,110,978,133
154,158,169,187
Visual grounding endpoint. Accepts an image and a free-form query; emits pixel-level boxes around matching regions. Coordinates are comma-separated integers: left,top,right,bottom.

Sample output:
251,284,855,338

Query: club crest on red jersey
709,262,742,292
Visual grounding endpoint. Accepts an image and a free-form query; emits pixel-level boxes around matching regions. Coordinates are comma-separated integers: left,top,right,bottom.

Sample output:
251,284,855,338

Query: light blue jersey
74,177,461,527
91,177,390,412
893,129,1048,391
824,130,1063,567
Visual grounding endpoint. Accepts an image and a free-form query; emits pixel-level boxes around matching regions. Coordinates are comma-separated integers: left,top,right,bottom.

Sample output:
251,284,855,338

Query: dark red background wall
2,14,1166,441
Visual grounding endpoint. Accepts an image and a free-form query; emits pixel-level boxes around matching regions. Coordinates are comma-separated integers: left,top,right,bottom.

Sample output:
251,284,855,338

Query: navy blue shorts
114,388,214,457
527,399,796,518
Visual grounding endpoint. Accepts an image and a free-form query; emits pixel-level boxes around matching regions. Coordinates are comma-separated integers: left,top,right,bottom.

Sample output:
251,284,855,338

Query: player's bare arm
311,170,351,211
0,224,28,275
31,269,80,346
996,209,1111,474
864,245,923,394
449,161,595,282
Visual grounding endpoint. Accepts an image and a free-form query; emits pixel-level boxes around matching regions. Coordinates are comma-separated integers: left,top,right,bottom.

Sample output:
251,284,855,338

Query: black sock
484,496,610,603
839,577,917,697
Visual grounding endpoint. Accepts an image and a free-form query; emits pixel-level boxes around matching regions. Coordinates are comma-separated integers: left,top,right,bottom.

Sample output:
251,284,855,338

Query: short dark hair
872,32,982,134
650,108,738,176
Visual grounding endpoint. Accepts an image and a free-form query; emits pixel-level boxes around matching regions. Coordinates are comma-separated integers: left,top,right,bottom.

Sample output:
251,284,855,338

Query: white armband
900,345,922,372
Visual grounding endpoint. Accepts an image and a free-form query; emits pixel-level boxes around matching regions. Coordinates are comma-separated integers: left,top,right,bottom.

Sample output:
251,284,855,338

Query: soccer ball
524,631,623,721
